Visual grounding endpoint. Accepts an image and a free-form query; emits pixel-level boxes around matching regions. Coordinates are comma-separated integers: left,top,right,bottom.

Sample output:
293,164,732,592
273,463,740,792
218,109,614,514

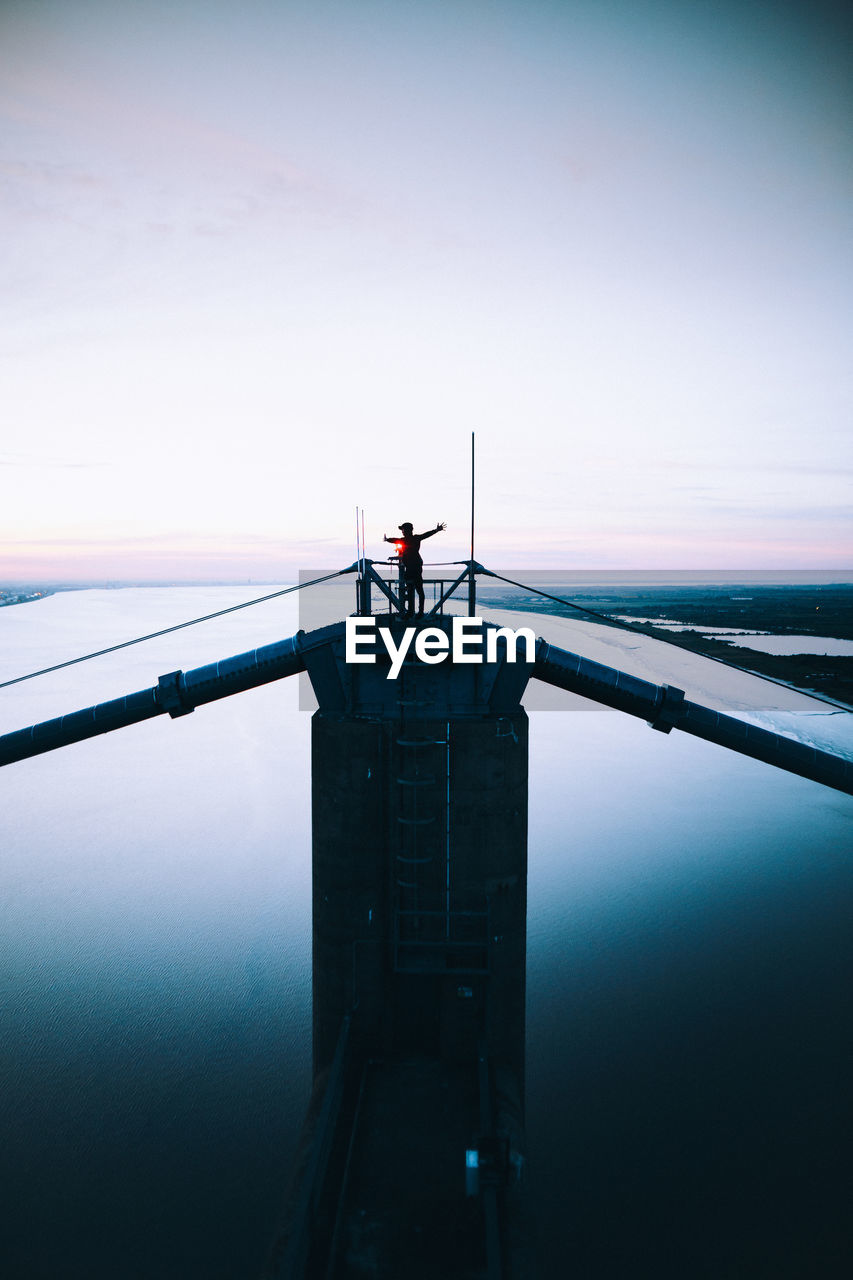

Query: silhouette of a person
384,521,446,617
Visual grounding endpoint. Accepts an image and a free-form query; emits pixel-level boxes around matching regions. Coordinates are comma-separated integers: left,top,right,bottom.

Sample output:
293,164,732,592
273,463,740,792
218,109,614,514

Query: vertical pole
356,506,362,614
360,509,370,614
468,431,476,617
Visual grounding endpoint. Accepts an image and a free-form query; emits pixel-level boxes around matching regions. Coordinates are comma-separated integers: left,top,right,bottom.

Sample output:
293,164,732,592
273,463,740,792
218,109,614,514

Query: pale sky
2,0,851,581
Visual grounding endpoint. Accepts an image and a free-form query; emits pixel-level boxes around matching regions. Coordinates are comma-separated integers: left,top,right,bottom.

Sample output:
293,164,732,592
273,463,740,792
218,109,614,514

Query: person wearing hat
383,521,446,618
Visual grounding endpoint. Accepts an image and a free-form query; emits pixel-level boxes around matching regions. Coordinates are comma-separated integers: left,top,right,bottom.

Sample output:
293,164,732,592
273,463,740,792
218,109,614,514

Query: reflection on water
527,712,853,1277
1,590,852,1277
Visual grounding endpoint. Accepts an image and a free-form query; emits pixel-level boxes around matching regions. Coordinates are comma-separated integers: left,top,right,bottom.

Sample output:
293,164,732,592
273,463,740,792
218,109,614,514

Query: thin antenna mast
356,506,365,615
470,432,475,563
355,507,371,615
361,509,368,614
468,431,476,617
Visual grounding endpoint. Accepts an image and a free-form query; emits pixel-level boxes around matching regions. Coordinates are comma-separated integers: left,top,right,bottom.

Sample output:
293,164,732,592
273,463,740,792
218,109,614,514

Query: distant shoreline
0,580,293,606
2,569,853,595
488,584,853,709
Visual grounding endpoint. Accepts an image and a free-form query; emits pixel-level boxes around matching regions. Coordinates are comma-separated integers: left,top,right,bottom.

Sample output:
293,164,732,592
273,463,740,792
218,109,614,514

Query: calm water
1,588,852,1278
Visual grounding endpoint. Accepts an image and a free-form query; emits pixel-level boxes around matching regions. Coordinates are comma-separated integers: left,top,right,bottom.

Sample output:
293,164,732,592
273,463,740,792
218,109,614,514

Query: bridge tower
270,577,537,1278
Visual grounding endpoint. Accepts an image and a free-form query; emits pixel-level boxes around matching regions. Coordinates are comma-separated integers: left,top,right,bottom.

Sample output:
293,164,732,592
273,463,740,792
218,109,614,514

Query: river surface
1,586,852,1278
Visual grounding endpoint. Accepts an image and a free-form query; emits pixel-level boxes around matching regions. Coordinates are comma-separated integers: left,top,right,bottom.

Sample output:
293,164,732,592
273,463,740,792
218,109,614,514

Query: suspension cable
479,569,847,711
4,561,844,713
0,566,356,690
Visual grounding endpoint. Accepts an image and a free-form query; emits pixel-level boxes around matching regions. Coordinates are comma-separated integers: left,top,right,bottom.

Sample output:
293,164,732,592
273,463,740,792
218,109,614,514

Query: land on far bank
484,583,853,709
0,586,57,607
0,579,287,607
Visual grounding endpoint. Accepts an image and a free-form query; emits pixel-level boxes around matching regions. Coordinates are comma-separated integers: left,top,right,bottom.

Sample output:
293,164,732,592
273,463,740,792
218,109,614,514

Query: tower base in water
265,618,538,1277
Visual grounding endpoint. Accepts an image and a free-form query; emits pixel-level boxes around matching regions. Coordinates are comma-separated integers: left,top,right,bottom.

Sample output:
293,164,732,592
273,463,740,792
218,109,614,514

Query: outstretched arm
417,522,446,540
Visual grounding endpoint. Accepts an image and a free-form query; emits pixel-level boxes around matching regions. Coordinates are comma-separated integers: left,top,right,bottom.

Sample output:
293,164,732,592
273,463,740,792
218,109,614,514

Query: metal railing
355,558,481,618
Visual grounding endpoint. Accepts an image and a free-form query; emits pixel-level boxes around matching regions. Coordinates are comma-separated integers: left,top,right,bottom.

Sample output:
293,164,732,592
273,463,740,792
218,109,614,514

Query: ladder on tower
392,658,489,976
